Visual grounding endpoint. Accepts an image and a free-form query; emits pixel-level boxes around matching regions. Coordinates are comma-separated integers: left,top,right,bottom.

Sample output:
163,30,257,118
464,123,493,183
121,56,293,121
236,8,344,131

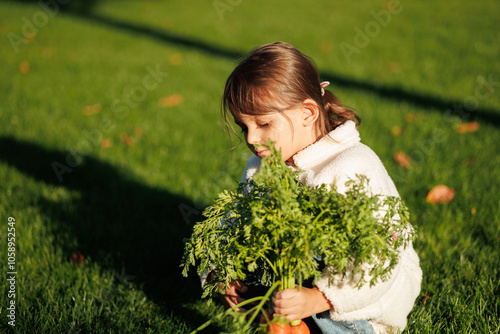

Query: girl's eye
259,123,270,128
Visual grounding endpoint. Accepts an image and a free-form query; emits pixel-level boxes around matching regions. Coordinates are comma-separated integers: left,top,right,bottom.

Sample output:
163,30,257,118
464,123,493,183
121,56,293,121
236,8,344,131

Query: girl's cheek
268,124,281,143
260,128,280,148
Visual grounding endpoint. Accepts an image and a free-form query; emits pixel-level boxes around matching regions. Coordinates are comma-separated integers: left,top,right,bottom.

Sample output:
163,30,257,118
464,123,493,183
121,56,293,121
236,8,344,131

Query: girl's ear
301,98,320,127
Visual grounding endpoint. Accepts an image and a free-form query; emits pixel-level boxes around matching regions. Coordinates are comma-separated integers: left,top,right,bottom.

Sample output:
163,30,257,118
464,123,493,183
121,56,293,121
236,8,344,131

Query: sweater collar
292,120,361,170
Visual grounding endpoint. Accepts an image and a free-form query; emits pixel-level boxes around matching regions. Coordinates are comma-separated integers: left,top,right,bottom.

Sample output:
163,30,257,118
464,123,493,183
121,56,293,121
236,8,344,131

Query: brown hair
222,42,360,137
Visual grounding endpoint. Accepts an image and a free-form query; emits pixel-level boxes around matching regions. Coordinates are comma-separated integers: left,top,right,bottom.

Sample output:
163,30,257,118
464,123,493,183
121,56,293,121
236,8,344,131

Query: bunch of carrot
182,142,413,333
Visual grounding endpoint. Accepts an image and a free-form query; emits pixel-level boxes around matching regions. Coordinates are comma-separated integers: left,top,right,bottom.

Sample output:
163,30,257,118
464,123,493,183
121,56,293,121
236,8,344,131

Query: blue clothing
313,311,374,334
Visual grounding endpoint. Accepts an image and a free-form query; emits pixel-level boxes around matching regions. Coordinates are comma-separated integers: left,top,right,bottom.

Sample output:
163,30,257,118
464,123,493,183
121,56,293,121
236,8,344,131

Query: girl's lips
257,149,270,157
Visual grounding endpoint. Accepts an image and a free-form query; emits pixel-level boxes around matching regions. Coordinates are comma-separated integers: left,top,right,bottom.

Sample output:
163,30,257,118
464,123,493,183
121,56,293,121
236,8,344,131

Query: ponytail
321,89,361,133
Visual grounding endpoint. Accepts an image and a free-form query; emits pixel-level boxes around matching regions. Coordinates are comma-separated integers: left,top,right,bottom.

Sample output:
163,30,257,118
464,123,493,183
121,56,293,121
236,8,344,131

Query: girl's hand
216,279,249,312
272,286,332,321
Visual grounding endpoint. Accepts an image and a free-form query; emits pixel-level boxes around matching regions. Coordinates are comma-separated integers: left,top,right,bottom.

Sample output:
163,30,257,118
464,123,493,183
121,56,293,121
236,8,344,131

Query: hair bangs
223,73,289,132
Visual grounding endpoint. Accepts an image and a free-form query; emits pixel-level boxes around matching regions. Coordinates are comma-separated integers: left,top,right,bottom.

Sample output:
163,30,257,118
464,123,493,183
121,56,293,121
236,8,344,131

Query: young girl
218,42,422,334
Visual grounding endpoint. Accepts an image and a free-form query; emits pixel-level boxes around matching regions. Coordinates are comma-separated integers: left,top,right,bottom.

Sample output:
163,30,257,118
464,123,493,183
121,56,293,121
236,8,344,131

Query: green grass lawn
1,0,499,333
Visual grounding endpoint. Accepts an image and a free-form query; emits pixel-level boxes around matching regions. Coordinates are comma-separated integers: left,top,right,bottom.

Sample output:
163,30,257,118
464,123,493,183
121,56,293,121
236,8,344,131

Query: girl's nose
246,129,260,146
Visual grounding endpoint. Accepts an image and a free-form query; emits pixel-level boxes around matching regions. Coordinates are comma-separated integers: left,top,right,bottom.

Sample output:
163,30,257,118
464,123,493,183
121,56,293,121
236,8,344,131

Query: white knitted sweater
241,121,422,334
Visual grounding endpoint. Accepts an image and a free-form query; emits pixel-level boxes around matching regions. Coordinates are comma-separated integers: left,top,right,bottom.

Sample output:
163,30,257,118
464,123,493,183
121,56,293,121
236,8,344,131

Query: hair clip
320,81,330,96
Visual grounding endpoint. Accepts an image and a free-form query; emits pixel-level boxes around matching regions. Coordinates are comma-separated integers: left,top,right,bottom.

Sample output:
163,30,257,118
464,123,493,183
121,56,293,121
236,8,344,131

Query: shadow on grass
7,0,100,14
47,8,500,127
0,136,224,332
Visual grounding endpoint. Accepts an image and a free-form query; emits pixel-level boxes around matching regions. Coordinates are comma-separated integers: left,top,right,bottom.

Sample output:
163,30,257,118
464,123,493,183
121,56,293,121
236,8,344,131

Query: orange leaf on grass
71,253,85,264
82,103,102,116
19,60,30,74
159,94,183,107
421,293,434,305
161,17,174,29
383,1,401,14
101,138,112,149
391,126,403,137
0,22,10,34
464,157,475,165
394,151,412,169
456,122,479,134
24,31,36,43
319,41,333,54
404,113,415,123
169,53,184,65
386,62,402,73
40,46,54,58
426,185,455,204
120,133,135,147
134,126,144,138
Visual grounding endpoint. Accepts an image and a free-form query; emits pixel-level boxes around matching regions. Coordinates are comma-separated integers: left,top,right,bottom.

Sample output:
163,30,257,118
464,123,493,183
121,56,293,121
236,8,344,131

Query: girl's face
235,104,318,163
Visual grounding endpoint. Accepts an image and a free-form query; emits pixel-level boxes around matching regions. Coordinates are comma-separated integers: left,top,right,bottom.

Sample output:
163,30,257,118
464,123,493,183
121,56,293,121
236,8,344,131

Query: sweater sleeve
315,246,421,330
313,144,421,331
331,144,399,197
315,259,400,316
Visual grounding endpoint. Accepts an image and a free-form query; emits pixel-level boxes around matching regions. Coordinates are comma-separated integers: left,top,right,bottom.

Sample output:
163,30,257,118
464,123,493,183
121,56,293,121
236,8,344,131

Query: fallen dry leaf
134,126,143,138
456,122,479,134
161,17,174,29
426,184,455,204
71,253,85,264
421,293,434,305
387,62,402,73
19,60,30,74
404,113,415,123
394,151,412,169
0,22,10,34
120,133,135,147
319,41,334,54
391,126,403,137
383,1,402,14
169,53,183,65
24,31,36,43
465,157,475,165
101,138,112,149
40,46,54,58
82,103,102,116
159,94,183,107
